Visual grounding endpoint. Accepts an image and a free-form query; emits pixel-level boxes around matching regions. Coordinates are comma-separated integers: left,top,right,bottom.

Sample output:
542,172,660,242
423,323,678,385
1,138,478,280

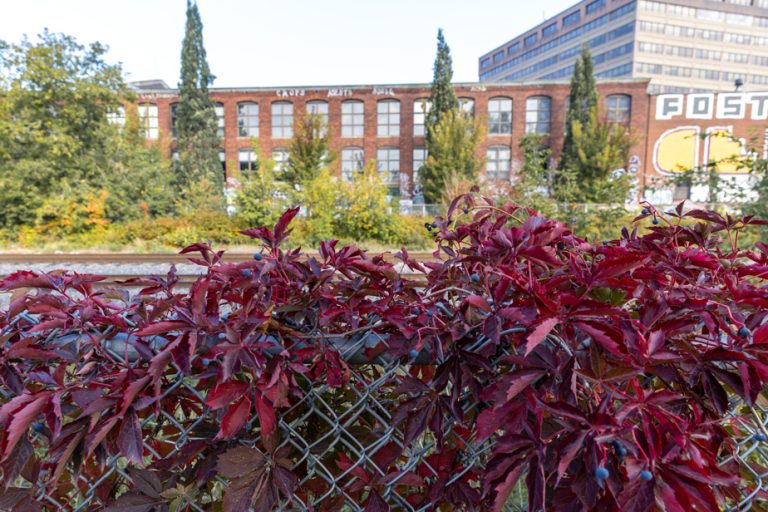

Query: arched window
605,94,631,124
214,102,225,138
137,103,158,139
272,101,293,138
459,98,475,117
413,99,431,137
237,102,259,137
488,97,512,134
307,100,329,124
107,105,125,127
341,147,364,181
341,100,364,137
377,100,400,137
525,96,552,134
486,145,511,181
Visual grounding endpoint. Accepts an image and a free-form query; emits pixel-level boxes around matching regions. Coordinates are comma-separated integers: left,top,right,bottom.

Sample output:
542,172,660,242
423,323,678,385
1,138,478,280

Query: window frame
341,146,364,182
271,101,294,139
488,97,513,135
486,145,512,181
377,99,401,137
138,103,159,139
525,96,552,135
341,100,365,138
237,102,260,138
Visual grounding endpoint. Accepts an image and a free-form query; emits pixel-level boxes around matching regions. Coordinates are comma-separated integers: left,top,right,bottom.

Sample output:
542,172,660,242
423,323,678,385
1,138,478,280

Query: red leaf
135,321,188,337
364,490,389,512
217,395,252,440
2,394,48,459
205,381,249,410
466,294,491,312
118,409,144,464
754,324,768,344
526,318,558,355
255,394,276,436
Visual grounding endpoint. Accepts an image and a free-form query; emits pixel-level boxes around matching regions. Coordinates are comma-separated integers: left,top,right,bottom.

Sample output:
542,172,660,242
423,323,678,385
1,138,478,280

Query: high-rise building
479,0,768,94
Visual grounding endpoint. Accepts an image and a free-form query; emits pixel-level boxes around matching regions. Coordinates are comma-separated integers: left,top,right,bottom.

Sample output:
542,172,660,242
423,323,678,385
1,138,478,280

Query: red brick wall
136,80,651,198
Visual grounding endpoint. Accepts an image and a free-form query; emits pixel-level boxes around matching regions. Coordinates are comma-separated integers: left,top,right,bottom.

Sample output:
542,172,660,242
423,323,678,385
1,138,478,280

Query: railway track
0,252,434,285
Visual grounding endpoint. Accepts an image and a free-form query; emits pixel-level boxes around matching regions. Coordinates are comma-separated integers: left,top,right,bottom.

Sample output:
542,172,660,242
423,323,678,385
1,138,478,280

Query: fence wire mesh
2,315,768,511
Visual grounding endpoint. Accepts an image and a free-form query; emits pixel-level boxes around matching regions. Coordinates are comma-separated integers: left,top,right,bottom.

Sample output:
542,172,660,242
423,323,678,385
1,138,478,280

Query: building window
341,100,364,137
542,23,558,38
586,0,605,15
170,103,178,138
413,147,427,173
219,150,226,173
525,96,551,134
237,102,259,137
214,102,225,138
272,148,289,174
493,51,504,63
307,100,329,124
486,146,511,181
239,149,257,172
562,11,580,27
377,100,400,137
488,97,512,135
524,33,538,47
481,57,491,68
138,103,158,139
377,147,400,194
341,147,364,181
107,105,125,127
271,101,293,139
414,99,431,137
460,98,475,117
508,42,521,55
605,94,631,125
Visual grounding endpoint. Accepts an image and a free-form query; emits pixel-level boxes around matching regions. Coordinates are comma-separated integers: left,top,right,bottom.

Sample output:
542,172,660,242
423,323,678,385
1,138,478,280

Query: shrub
0,196,767,510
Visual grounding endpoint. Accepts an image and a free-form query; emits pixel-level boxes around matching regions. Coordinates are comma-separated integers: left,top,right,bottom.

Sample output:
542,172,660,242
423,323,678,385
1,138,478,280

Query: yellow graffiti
706,129,748,174
655,127,699,174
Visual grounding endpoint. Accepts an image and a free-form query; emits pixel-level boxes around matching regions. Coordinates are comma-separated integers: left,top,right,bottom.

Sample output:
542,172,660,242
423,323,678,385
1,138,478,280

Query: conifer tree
561,44,598,171
425,29,459,146
175,0,223,204
283,113,335,186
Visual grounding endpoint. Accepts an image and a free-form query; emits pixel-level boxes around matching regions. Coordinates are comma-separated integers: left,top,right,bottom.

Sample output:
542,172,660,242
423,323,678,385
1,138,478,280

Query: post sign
656,92,768,120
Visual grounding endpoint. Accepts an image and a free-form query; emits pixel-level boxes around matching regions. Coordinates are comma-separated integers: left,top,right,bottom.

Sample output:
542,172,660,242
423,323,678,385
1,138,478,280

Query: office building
479,0,768,94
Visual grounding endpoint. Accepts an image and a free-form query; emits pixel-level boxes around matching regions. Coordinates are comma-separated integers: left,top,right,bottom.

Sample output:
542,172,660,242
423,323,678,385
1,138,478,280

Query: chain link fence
2,313,768,511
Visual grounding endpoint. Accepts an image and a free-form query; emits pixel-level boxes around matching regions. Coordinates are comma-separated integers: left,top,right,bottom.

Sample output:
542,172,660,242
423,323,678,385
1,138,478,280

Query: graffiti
653,126,748,175
656,92,768,120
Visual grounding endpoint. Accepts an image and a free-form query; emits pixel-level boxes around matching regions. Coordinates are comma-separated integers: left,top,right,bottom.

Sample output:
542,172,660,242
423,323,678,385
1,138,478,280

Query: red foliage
0,195,767,511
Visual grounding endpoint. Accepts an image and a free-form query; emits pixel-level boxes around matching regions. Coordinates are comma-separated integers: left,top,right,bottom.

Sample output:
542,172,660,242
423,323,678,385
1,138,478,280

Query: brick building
131,79,651,202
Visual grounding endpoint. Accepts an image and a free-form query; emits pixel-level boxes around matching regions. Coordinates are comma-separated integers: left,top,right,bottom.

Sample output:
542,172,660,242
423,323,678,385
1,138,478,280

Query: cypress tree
425,29,459,146
561,44,598,169
175,0,223,203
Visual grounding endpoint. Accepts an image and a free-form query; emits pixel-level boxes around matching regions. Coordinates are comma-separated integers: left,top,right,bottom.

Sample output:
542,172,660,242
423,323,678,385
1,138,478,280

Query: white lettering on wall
328,88,354,97
276,89,305,97
373,87,395,95
656,92,768,120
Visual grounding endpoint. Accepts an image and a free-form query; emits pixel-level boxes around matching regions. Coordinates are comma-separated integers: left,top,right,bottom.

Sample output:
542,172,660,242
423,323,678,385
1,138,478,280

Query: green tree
175,0,223,206
283,113,335,186
561,44,598,173
335,161,399,243
0,31,173,231
421,110,485,204
235,140,290,228
513,133,556,211
425,29,458,146
564,107,633,203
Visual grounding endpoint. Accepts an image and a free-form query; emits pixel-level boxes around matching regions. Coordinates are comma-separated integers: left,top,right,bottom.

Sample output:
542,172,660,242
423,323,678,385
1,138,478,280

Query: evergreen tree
561,44,598,170
283,113,335,186
175,0,223,204
421,110,485,204
425,29,458,146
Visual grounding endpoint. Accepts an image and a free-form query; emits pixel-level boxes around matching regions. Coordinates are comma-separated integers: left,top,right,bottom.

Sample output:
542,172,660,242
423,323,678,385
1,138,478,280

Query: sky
0,0,577,88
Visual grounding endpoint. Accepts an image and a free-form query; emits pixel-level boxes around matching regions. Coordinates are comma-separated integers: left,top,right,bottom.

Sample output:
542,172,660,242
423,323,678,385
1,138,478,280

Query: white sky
0,0,576,87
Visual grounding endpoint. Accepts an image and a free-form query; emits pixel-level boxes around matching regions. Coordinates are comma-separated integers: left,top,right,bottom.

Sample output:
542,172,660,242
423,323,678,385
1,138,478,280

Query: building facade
479,0,768,94
132,79,650,201
132,80,768,205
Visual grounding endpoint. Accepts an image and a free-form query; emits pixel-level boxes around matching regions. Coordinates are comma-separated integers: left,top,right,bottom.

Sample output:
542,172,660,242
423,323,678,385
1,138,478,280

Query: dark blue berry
579,338,591,349
242,269,252,277
32,421,45,434
640,470,653,481
652,218,660,225
470,273,480,282
412,307,420,315
201,358,211,366
425,224,432,231
217,332,226,340
739,326,750,337
755,433,767,442
409,349,419,358
617,446,628,457
253,253,263,261
431,222,437,229
641,208,649,215
463,207,469,214
595,467,609,480
426,310,433,317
